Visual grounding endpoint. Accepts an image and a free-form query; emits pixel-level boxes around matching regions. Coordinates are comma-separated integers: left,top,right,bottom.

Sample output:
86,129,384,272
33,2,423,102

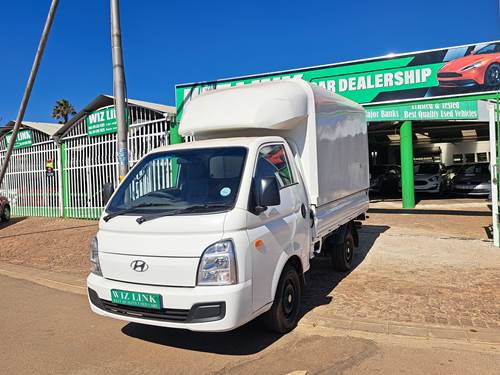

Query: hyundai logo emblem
130,260,149,272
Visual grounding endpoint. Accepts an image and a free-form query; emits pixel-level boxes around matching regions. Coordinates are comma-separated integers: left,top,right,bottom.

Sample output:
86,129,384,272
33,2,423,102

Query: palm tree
51,99,76,124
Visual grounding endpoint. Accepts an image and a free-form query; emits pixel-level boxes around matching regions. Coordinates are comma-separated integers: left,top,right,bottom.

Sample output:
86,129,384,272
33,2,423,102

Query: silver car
399,163,449,194
451,163,491,196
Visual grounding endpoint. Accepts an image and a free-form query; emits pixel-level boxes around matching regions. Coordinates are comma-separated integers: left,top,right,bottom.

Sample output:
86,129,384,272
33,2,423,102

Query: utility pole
110,0,129,182
0,0,59,187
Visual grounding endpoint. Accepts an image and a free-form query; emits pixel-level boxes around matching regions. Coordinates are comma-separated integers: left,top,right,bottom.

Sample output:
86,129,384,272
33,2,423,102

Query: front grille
101,300,190,322
453,187,489,194
438,79,477,87
437,72,462,78
414,180,427,186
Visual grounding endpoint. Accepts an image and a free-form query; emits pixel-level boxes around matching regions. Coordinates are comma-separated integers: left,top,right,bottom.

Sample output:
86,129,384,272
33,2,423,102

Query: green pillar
168,119,182,187
496,97,500,203
169,119,183,145
400,120,415,208
60,143,69,217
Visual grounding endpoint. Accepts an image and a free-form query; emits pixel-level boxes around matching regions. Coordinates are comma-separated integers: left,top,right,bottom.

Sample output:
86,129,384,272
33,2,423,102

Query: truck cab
87,80,369,333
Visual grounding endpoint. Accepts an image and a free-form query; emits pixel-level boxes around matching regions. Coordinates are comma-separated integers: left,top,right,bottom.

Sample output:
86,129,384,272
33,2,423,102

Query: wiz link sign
176,40,499,118
86,106,128,137
4,130,33,149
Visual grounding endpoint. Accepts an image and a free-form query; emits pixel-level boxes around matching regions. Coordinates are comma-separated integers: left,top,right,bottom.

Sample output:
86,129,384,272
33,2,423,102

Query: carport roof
0,121,62,138
52,95,176,139
368,120,490,145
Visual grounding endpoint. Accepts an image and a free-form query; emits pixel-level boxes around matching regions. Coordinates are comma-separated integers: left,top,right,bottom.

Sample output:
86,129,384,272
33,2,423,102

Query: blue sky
0,0,499,124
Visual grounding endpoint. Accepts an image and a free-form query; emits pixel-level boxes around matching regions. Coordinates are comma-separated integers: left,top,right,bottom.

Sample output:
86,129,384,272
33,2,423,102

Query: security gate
0,131,60,217
488,99,500,247
61,104,171,219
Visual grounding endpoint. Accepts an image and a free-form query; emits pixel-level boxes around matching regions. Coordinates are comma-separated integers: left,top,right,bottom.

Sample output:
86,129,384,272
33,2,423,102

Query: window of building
465,153,475,163
453,154,463,163
477,152,488,162
255,144,295,188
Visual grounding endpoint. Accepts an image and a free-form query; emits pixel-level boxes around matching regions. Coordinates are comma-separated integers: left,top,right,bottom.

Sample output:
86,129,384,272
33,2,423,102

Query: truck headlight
197,240,237,286
90,236,102,276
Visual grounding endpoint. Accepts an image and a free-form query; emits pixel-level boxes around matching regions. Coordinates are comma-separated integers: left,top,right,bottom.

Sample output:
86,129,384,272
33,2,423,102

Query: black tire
438,181,445,195
485,63,500,88
331,227,354,271
1,205,10,222
263,265,301,333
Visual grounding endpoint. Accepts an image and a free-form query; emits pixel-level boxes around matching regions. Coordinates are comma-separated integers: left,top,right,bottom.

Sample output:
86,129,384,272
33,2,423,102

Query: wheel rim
282,278,298,318
486,66,500,86
345,239,353,263
4,207,10,220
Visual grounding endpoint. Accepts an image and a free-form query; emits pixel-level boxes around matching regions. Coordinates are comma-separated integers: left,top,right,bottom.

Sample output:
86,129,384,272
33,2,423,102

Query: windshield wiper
103,203,165,222
136,203,231,224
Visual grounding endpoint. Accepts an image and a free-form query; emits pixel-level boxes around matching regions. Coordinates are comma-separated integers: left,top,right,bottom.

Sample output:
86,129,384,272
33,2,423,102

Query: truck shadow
121,224,388,355
121,318,282,355
300,224,388,317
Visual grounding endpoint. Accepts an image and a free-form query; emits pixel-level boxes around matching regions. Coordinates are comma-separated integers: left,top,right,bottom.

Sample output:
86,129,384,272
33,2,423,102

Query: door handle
300,204,306,219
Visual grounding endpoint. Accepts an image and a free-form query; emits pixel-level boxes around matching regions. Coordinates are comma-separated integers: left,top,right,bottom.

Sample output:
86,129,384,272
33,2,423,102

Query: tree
51,99,76,124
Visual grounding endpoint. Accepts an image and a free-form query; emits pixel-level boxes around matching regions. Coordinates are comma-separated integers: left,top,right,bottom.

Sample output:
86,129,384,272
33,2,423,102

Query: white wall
420,140,490,165
384,140,490,165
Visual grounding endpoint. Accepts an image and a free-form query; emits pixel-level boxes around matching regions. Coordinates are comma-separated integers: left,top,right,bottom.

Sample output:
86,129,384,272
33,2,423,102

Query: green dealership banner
365,100,479,121
86,106,128,137
176,40,500,119
4,129,33,149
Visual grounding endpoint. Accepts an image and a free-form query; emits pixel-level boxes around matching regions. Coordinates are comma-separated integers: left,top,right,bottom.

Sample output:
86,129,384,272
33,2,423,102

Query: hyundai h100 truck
87,80,369,333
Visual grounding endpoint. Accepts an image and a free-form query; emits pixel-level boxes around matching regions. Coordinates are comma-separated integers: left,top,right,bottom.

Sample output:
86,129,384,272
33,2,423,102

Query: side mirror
102,182,115,206
253,176,280,214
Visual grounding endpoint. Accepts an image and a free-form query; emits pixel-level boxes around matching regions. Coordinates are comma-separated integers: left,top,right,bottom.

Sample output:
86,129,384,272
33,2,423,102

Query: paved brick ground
0,217,97,276
301,207,500,334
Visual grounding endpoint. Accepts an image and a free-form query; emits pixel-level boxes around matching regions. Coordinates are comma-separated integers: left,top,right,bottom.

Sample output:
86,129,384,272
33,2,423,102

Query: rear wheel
485,63,500,88
330,226,355,271
1,205,10,222
263,265,301,333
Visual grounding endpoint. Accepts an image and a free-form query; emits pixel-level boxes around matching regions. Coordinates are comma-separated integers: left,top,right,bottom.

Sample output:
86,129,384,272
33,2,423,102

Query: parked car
451,163,491,196
0,196,10,222
399,162,449,194
369,164,400,194
437,42,500,89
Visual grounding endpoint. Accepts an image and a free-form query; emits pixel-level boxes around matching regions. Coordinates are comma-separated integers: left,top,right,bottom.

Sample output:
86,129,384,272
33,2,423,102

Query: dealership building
174,40,500,210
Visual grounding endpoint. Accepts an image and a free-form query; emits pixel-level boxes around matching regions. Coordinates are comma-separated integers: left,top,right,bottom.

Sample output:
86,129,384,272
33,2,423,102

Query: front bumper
452,183,491,196
413,181,440,193
87,273,254,332
437,78,479,88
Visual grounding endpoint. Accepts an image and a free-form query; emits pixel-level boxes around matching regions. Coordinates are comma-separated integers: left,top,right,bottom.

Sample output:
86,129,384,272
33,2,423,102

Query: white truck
87,80,369,333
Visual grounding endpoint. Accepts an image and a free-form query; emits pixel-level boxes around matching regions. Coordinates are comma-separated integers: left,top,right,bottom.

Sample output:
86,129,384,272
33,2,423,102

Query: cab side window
255,144,295,188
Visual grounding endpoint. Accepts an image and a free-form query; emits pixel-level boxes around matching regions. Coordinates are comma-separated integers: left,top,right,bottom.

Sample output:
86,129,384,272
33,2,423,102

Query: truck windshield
106,147,247,216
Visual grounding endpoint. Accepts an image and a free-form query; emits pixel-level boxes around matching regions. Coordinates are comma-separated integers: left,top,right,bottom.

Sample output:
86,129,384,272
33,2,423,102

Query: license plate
111,289,162,310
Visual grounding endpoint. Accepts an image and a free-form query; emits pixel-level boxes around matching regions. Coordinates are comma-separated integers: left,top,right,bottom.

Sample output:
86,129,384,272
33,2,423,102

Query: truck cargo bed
313,190,368,241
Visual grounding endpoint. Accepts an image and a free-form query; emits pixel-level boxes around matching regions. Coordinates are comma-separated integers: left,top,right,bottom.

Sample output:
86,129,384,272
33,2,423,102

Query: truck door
246,143,309,312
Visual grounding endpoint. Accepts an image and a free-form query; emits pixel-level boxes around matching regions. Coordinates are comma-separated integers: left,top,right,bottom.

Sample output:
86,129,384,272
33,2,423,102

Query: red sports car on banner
437,42,500,88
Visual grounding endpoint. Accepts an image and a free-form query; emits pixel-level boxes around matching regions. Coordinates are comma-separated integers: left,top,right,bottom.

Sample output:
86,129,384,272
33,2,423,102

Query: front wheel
263,265,301,333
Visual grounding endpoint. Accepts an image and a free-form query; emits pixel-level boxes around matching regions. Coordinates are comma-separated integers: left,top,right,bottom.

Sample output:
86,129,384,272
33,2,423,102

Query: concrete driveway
1,275,499,375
